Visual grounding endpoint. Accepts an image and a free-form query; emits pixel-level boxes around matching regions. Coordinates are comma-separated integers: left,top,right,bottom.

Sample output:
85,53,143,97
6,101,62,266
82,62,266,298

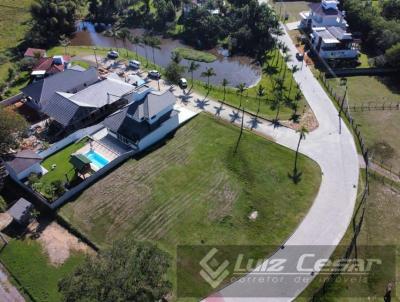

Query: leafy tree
236,82,246,108
165,61,185,84
27,0,79,47
187,61,200,91
154,0,176,28
0,196,6,213
382,0,400,20
201,67,216,92
0,106,28,154
59,239,172,301
385,42,400,67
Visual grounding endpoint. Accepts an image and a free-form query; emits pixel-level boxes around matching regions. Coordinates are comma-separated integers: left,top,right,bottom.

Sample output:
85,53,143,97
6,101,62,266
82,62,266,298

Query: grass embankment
48,45,305,121
0,0,32,98
326,76,400,172
173,47,217,63
60,113,321,296
0,239,85,302
298,172,400,301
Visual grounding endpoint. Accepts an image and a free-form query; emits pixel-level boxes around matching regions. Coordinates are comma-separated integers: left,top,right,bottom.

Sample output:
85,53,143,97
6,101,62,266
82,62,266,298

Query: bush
0,196,6,212
164,62,185,84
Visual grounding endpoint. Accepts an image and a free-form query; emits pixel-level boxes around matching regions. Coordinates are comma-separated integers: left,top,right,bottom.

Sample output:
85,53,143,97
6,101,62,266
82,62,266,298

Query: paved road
167,25,359,301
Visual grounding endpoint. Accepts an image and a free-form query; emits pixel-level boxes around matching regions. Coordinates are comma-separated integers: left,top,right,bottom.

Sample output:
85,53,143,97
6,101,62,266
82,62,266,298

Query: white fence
38,123,104,159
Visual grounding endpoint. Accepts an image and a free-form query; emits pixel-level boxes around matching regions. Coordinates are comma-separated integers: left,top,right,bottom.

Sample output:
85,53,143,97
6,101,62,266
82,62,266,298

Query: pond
71,22,262,87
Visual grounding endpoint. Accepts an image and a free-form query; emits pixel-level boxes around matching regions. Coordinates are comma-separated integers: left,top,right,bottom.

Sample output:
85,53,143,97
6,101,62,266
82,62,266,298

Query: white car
179,78,188,89
107,50,119,59
148,70,161,79
128,60,141,69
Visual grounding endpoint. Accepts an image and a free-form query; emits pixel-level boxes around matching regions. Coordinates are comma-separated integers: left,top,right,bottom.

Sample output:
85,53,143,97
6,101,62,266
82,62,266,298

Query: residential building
21,67,99,110
31,55,71,79
299,0,347,30
8,198,34,225
4,150,43,181
103,89,179,150
310,26,359,59
24,48,46,58
42,76,152,130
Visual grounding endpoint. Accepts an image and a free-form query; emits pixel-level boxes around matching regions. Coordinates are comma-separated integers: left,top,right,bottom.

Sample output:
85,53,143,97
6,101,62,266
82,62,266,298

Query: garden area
0,238,85,302
271,0,311,23
29,138,88,201
60,113,321,297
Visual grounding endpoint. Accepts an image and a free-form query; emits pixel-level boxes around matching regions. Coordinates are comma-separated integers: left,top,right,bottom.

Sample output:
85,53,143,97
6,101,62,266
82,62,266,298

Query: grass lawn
271,1,311,22
70,60,91,69
173,47,217,63
297,174,400,301
0,239,85,302
38,138,88,199
48,45,306,121
60,113,321,297
326,76,400,172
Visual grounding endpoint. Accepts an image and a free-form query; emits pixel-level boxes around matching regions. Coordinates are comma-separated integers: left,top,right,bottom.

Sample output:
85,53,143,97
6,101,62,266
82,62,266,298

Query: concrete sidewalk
167,25,359,301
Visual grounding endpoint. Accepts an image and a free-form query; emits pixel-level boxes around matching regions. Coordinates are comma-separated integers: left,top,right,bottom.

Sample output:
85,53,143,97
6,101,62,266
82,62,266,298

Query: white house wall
17,163,43,180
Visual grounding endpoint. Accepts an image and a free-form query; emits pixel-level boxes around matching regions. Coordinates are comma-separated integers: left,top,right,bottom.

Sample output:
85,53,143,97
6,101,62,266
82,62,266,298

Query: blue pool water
85,150,109,169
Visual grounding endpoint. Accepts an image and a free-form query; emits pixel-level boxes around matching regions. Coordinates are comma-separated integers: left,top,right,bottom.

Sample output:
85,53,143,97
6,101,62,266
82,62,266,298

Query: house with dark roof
41,76,151,130
8,198,34,225
299,0,348,29
103,89,179,150
4,150,44,180
21,67,99,110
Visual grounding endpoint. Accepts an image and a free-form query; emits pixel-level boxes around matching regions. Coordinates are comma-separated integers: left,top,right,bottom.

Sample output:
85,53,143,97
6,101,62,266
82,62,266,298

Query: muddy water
71,22,261,87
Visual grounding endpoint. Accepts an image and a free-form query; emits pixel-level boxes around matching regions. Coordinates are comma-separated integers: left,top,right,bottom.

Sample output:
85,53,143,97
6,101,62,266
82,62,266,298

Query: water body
71,22,261,87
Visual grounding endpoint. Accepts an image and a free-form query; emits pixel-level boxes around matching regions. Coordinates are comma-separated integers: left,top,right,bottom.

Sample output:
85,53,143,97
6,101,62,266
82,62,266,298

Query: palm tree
288,65,299,97
142,35,150,66
221,78,229,104
187,61,200,92
294,126,309,174
291,88,302,122
59,34,71,55
148,36,161,66
236,83,246,108
201,67,216,92
256,84,265,116
172,51,182,64
280,46,289,72
117,28,131,58
282,54,292,78
270,77,285,124
109,28,120,50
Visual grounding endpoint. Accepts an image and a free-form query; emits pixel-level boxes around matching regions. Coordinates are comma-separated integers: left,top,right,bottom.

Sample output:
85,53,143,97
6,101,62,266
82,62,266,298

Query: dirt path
28,221,93,266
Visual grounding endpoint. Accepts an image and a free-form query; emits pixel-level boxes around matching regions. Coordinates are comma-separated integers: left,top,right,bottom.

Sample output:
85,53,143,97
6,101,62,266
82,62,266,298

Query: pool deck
75,140,119,171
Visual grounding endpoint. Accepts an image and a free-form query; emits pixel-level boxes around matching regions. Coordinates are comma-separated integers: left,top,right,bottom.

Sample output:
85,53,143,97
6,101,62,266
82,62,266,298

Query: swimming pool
85,150,110,169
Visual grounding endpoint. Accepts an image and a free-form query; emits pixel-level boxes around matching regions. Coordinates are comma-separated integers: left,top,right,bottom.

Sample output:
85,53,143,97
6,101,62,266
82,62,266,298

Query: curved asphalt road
176,24,359,301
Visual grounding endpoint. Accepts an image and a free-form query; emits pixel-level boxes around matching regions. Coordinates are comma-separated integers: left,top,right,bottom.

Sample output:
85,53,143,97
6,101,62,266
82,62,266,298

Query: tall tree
236,82,246,108
128,35,141,60
201,67,216,93
270,77,285,124
148,36,161,65
221,78,229,104
142,35,150,66
293,126,308,175
59,239,172,301
256,84,265,116
187,61,200,92
117,28,132,57
59,34,71,55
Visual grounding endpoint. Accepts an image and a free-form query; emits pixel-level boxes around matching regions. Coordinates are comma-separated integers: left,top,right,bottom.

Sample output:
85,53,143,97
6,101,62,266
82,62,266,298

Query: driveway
166,24,359,301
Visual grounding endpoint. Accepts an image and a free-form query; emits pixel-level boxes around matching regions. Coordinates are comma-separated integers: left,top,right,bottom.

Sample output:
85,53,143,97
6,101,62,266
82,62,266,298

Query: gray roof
69,65,87,72
21,67,98,106
5,150,42,175
8,198,33,224
103,90,177,143
42,77,134,127
127,90,176,120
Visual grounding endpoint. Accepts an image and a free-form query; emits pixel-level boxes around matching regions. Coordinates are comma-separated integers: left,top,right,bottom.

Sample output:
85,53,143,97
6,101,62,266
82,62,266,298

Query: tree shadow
229,110,241,123
288,168,303,184
247,116,262,130
214,104,225,116
195,98,209,109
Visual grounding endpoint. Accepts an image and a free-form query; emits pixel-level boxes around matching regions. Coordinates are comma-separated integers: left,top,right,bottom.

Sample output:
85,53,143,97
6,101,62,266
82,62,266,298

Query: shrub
0,196,7,212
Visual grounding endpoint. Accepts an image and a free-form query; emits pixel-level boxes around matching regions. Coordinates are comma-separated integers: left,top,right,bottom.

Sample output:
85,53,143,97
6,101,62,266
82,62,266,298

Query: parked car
148,70,161,79
178,78,188,89
296,52,304,61
128,60,141,69
107,50,119,59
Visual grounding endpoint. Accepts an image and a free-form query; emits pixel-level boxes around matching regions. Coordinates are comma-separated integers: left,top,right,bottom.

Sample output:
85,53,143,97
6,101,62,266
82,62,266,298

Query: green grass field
298,173,400,301
60,113,321,296
326,76,400,172
271,1,311,22
0,239,85,302
173,47,217,63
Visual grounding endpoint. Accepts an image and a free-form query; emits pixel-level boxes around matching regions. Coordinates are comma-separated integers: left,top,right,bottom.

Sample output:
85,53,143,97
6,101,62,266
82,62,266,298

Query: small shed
69,154,92,176
5,150,43,180
8,198,34,225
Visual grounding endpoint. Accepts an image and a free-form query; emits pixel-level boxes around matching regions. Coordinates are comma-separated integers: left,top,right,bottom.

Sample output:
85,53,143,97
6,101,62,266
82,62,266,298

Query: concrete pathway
0,264,25,302
168,25,359,301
